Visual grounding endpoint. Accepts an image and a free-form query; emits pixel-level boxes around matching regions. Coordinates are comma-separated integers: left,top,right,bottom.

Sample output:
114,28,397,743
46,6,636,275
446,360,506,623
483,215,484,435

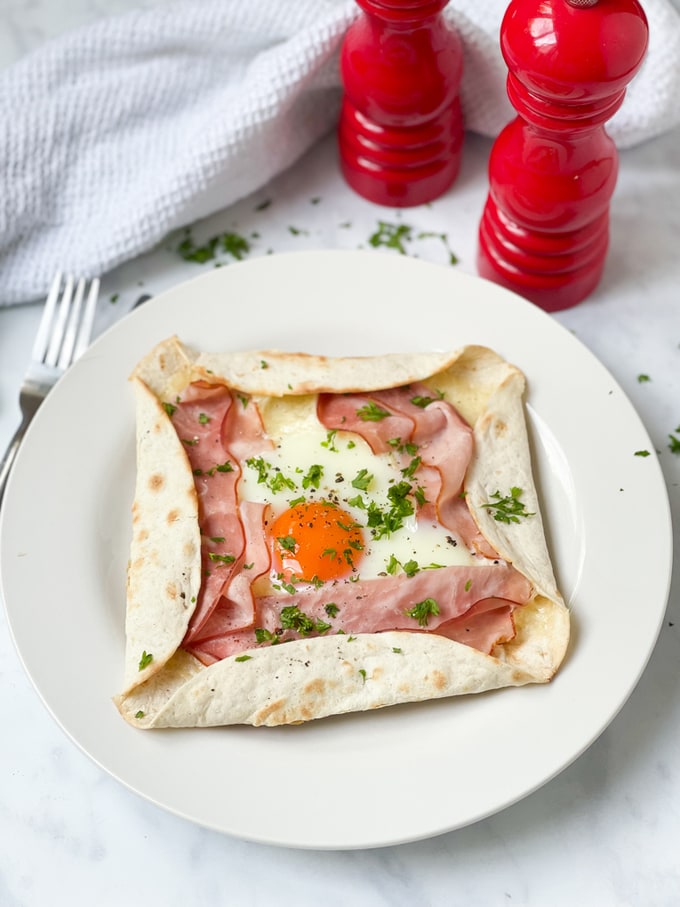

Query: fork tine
45,274,74,367
32,272,63,362
57,276,86,369
73,277,100,361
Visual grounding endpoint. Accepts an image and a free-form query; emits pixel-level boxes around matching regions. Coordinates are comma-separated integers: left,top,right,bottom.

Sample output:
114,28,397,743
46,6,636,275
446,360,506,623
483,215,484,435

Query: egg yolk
270,501,365,582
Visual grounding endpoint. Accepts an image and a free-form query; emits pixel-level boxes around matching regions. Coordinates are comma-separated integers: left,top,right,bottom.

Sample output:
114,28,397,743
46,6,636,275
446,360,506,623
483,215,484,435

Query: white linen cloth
1,0,679,306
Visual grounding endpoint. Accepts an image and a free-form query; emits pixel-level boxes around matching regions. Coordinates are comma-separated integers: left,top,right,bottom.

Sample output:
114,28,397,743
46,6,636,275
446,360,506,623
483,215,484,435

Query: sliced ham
170,382,533,667
317,383,495,555
172,384,272,643
187,564,531,664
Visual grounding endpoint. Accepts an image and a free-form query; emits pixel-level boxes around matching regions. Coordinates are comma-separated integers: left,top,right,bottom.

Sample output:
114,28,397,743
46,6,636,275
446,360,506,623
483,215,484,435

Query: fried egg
237,396,476,590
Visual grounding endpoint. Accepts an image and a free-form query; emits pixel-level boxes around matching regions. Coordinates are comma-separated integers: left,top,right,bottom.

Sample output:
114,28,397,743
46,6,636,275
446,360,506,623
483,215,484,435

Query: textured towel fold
1,0,679,305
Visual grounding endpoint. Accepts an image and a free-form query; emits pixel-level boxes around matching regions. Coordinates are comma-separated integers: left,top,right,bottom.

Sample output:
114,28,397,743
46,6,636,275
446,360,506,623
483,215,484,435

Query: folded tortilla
115,338,569,727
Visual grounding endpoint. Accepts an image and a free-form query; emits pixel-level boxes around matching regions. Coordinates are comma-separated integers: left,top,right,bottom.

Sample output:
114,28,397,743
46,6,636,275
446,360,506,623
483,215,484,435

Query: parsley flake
138,651,153,671
482,487,535,524
208,552,236,565
405,598,440,627
302,464,323,490
356,401,390,422
368,221,412,255
351,468,373,491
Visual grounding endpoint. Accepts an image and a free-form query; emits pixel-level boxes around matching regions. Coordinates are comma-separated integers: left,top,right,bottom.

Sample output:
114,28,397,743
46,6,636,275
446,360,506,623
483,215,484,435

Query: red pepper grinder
338,0,464,207
477,0,648,312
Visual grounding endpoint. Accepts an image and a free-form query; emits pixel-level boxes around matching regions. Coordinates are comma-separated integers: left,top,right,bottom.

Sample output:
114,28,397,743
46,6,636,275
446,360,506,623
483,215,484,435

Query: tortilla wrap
116,337,569,727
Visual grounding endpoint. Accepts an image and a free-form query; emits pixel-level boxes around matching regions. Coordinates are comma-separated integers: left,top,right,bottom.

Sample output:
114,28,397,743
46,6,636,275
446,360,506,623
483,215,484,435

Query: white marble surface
1,4,680,906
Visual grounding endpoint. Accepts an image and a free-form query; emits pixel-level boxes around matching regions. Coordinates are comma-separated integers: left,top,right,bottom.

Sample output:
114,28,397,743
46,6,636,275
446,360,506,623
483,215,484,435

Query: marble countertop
1,5,680,906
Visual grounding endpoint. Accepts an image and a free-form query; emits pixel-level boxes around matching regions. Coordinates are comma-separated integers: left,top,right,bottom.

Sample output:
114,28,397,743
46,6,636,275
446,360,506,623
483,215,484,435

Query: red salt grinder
477,0,648,312
338,0,464,207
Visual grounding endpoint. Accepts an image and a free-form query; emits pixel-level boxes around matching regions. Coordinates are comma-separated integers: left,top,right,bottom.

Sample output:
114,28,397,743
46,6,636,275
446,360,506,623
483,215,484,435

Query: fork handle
0,414,32,510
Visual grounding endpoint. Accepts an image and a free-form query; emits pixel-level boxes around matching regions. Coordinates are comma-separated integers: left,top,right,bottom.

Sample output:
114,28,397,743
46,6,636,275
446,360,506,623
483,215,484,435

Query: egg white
238,401,475,587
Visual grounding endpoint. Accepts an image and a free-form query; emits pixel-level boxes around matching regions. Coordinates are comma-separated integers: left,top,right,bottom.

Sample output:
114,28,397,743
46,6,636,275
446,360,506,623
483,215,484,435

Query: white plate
0,252,672,849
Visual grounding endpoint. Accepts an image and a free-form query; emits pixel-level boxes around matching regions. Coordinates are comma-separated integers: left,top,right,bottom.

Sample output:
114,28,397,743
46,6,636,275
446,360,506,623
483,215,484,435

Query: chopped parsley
324,603,339,617
208,552,236,565
245,456,297,493
210,460,234,475
221,232,250,260
368,221,412,255
388,437,418,456
637,374,651,383
669,431,680,455
482,487,535,524
177,230,250,263
138,651,153,671
321,430,338,452
367,481,415,538
351,468,373,491
410,392,443,408
634,449,651,457
135,710,145,719
235,654,253,662
401,456,421,479
356,401,390,422
405,598,440,627
198,412,211,424
302,464,323,490
162,401,177,417
277,535,297,552
358,668,367,683
279,605,329,637
417,230,459,265
177,234,219,263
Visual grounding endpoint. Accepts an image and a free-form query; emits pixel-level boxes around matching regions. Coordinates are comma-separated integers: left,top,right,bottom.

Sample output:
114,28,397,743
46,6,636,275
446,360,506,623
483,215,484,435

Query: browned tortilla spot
255,699,287,725
167,508,180,524
149,473,164,491
166,582,178,601
431,670,447,691
303,678,326,697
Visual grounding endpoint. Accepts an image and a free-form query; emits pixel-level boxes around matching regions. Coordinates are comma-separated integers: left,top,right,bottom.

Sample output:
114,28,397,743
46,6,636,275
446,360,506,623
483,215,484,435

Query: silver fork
0,273,100,508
